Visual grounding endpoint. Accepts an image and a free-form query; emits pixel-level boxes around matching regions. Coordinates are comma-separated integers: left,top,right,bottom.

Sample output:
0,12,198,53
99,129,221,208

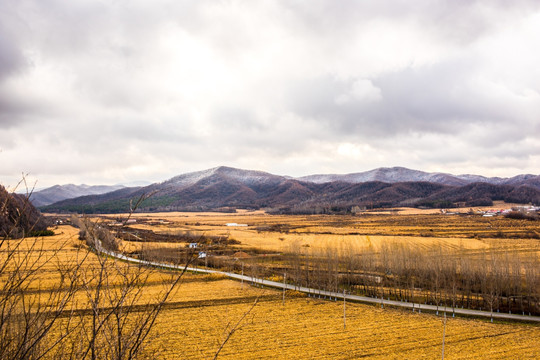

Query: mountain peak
163,166,283,189
298,166,442,184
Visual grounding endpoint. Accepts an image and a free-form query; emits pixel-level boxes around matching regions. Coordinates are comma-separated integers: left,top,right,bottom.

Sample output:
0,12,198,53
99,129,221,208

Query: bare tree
1,184,194,360
0,180,85,360
70,194,192,360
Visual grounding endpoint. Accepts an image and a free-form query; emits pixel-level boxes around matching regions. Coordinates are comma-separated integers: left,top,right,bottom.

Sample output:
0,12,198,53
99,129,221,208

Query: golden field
105,209,540,258
149,294,540,359
5,214,540,359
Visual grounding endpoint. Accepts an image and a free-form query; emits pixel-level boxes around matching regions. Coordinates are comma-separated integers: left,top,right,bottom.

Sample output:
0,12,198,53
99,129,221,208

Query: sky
1,0,540,189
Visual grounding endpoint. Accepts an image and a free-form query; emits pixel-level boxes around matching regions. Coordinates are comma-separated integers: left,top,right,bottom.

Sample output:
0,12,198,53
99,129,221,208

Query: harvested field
4,211,540,359
9,227,540,359
100,210,539,316
94,210,540,257
149,294,540,359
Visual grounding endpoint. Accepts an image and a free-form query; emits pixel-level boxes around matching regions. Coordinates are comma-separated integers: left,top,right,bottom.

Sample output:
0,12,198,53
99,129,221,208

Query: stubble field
112,207,540,261
18,207,539,358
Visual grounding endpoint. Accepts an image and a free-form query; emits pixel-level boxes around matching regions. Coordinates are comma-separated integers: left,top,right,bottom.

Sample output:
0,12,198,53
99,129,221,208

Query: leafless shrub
1,184,193,359
0,178,85,360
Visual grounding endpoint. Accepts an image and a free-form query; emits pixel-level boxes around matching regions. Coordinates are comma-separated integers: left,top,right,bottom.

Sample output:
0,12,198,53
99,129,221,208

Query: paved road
100,248,540,323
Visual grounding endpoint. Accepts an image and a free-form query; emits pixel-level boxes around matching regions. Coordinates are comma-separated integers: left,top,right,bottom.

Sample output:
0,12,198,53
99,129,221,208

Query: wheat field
148,292,540,359
108,210,540,258
8,223,539,359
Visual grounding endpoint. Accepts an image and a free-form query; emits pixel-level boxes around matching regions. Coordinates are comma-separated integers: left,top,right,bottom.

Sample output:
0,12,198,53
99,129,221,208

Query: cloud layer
1,0,539,187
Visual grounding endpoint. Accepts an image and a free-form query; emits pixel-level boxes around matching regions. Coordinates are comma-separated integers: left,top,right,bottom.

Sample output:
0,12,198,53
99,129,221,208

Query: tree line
282,240,539,317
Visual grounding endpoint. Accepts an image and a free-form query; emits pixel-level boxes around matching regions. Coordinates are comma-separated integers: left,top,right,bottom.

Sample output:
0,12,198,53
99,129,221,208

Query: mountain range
298,166,540,188
29,184,126,207
39,166,540,214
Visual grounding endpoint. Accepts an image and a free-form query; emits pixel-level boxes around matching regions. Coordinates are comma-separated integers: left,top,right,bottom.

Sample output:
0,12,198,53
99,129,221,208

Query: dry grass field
104,209,540,258
4,212,539,359
148,293,540,359
95,210,539,317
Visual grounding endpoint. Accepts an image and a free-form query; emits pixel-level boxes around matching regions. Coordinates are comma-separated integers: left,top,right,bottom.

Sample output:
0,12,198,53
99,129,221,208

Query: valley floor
9,222,540,359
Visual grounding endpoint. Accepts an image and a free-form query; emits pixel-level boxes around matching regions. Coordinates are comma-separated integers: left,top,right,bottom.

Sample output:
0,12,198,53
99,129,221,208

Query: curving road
100,247,540,323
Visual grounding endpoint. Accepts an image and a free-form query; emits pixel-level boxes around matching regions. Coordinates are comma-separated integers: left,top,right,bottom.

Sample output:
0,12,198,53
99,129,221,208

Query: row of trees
135,224,537,318
283,240,540,316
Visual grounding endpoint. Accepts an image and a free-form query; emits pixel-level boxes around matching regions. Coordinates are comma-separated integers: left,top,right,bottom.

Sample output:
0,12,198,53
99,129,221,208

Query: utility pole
282,273,286,305
343,288,346,330
441,312,447,360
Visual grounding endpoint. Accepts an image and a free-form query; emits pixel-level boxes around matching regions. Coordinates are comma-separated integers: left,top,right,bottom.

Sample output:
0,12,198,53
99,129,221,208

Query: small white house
189,243,198,249
198,251,207,259
225,223,248,227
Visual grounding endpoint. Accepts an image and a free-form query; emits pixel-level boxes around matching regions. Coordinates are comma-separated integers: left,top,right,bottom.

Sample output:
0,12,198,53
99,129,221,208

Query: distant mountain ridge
298,166,540,187
40,166,540,214
30,184,126,207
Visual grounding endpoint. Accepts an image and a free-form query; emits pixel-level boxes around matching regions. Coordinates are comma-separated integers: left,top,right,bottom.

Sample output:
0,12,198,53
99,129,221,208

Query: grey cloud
2,0,540,186
0,3,31,129
20,0,201,55
106,117,196,145
0,91,43,129
0,94,27,129
415,0,540,45
207,105,330,157
0,35,25,82
288,56,536,140
211,107,271,133
283,0,539,47
0,5,27,81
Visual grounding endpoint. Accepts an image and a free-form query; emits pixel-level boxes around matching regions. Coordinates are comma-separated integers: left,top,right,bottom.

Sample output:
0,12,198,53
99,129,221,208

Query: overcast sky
1,0,539,188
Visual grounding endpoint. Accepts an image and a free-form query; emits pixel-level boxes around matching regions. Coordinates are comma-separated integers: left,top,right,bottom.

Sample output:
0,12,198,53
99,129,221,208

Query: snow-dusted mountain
298,167,539,188
39,166,540,213
298,167,466,185
161,166,284,189
30,184,125,207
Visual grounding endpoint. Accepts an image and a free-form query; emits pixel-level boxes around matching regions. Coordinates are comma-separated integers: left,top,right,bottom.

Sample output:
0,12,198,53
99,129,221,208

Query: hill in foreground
1,186,49,237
